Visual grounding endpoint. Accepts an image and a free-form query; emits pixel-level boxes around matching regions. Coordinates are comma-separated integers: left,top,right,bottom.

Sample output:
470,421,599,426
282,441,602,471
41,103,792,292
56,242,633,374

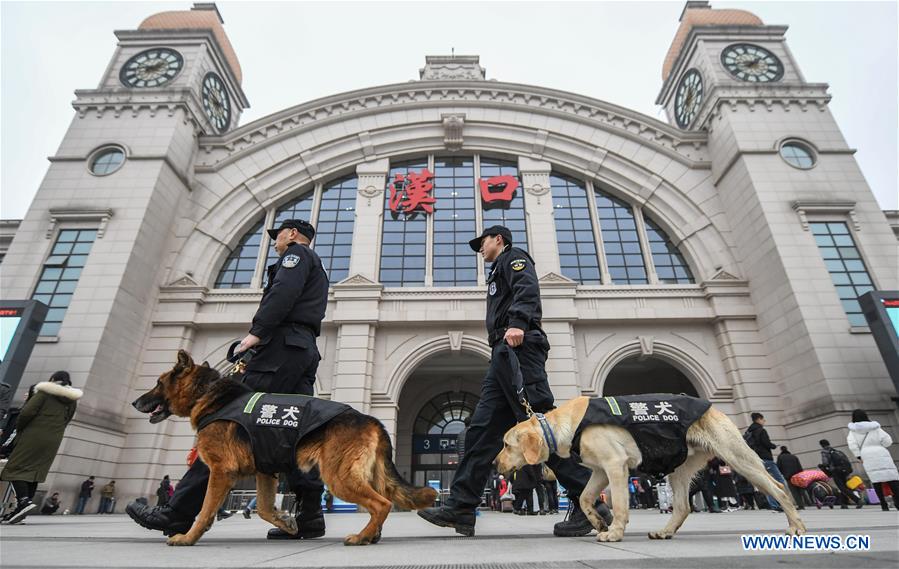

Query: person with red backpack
818,439,862,509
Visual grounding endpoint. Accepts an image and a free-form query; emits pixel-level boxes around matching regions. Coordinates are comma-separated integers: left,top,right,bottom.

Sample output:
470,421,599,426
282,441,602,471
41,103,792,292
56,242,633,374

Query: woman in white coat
847,409,899,511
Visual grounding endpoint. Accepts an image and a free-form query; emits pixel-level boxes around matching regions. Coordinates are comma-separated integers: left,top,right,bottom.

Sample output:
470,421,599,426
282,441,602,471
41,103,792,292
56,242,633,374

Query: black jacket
485,246,541,344
776,450,804,480
745,423,776,461
250,242,328,339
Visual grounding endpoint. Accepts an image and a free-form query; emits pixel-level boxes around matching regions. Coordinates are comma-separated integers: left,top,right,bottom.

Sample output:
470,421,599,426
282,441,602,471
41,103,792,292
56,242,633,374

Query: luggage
866,488,879,505
657,481,673,513
846,475,863,490
809,480,837,509
790,469,828,489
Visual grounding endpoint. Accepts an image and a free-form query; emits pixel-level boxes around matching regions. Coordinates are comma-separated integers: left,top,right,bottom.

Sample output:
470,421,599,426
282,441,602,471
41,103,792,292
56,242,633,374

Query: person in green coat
0,371,81,524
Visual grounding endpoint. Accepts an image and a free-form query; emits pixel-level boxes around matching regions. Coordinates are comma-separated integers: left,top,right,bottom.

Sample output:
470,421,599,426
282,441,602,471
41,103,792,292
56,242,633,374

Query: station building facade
1,2,897,501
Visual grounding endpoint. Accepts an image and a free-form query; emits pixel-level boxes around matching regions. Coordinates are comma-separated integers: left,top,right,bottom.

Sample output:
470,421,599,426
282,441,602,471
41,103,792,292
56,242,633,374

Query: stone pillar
349,158,389,281
518,157,561,275
329,323,377,412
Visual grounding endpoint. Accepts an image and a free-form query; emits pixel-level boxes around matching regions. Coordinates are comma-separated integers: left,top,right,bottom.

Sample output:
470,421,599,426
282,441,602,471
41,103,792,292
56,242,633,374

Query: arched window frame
552,172,696,286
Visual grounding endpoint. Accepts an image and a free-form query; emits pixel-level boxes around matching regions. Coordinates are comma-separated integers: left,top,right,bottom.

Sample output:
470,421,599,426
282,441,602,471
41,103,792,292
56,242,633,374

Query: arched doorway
395,350,486,493
603,356,700,397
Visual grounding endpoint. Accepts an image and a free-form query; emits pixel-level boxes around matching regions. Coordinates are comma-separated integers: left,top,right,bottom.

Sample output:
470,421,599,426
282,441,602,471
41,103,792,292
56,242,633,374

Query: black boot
417,505,476,537
125,501,193,537
553,496,613,537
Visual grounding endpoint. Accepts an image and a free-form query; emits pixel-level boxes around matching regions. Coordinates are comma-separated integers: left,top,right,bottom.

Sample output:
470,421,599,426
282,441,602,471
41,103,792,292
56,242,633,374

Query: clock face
674,69,703,129
120,48,183,88
202,72,232,134
721,44,784,82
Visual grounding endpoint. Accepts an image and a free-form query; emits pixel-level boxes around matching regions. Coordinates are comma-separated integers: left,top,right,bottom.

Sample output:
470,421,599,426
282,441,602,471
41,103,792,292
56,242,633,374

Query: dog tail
374,422,438,510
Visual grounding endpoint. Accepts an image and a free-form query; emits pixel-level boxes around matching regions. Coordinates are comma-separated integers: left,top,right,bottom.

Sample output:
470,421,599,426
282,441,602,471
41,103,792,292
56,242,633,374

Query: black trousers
445,333,593,510
168,330,324,518
872,480,899,510
830,470,860,506
542,480,559,511
513,488,534,513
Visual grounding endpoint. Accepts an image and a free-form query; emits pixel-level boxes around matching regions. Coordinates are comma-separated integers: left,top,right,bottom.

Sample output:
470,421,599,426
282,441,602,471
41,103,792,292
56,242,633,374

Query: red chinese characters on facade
388,169,520,214
479,175,520,203
389,169,436,214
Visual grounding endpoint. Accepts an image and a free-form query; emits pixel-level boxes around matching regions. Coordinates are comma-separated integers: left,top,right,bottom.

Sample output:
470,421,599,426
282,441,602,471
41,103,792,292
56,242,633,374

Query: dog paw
597,530,623,542
343,533,372,546
166,534,195,546
276,514,298,535
787,525,806,537
648,531,673,540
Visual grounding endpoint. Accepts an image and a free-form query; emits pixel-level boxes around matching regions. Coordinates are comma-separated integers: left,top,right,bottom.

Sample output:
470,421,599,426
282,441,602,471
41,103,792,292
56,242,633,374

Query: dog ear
173,350,194,375
201,361,210,368
522,429,543,465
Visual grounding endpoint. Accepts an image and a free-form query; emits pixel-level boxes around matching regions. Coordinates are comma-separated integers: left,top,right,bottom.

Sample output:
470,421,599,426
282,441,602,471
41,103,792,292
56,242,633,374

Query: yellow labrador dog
495,395,806,542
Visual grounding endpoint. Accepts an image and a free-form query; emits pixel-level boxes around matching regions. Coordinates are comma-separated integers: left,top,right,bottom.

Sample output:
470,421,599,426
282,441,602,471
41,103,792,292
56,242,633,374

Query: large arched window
550,171,695,286
213,175,357,288
551,174,601,283
414,391,478,436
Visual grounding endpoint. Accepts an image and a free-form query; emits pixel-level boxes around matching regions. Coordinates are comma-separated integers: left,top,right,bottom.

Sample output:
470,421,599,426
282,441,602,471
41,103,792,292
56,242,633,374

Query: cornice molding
193,80,709,169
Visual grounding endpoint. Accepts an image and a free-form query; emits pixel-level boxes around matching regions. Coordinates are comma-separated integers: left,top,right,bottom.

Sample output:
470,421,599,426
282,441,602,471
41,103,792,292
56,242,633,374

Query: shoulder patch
281,254,301,268
510,258,527,272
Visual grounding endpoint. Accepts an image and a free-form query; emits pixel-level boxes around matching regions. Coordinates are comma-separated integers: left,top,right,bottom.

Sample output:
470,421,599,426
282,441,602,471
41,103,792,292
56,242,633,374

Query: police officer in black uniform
126,219,331,540
417,225,611,537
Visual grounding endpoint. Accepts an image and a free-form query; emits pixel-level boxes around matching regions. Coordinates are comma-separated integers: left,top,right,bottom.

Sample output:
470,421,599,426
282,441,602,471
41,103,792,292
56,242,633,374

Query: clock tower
657,3,897,436
0,3,249,491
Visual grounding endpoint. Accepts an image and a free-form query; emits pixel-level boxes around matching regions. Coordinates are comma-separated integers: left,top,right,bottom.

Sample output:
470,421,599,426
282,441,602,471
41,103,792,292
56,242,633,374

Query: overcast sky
1,1,896,219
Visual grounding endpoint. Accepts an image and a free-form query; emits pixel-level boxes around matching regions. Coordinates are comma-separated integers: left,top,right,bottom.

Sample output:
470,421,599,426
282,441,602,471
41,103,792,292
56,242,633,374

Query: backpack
742,428,757,448
826,448,852,473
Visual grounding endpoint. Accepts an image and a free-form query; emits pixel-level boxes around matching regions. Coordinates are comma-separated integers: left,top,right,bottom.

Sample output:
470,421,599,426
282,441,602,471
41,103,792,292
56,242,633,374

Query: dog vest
197,392,351,475
571,394,711,477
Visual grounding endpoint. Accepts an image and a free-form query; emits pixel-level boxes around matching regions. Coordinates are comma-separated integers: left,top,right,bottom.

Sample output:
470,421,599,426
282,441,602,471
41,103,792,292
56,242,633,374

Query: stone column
518,157,560,275
348,158,389,281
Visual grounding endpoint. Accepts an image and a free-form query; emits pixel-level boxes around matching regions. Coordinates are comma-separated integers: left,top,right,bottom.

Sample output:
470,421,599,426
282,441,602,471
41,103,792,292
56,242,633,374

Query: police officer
417,225,611,537
126,219,330,540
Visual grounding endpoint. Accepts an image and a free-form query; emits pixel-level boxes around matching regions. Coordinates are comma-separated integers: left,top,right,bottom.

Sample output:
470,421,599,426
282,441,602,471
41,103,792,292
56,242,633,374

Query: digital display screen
0,307,24,363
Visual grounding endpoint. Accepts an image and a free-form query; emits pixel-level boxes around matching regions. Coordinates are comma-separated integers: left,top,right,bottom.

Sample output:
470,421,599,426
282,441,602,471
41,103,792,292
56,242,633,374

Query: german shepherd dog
495,396,807,542
132,350,437,546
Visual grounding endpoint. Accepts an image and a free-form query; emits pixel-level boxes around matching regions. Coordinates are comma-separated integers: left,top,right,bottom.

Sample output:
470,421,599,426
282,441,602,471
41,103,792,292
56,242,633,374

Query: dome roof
662,4,763,80
139,4,242,84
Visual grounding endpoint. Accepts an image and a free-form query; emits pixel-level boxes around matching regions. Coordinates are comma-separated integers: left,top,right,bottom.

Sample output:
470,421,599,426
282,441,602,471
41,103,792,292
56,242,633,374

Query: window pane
265,190,316,276
380,159,429,286
215,218,265,289
480,158,529,252
551,174,600,284
316,176,357,284
594,188,648,284
810,222,876,326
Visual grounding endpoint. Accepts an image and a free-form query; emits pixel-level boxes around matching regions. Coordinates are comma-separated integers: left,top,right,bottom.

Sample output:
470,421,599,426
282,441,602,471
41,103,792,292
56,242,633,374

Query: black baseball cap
267,219,315,241
469,225,513,252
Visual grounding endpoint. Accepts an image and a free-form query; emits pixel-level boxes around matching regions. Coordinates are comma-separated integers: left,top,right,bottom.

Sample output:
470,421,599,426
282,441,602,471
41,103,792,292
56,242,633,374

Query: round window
779,140,816,169
89,147,126,175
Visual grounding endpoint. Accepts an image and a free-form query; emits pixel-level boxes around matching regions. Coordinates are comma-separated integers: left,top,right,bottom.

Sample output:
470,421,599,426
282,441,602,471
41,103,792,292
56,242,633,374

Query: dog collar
534,412,558,455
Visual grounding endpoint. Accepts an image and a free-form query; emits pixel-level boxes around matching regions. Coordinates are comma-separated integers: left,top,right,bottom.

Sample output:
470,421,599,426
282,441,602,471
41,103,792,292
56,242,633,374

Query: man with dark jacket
418,225,612,537
127,219,331,539
818,439,862,509
745,412,787,511
776,446,806,509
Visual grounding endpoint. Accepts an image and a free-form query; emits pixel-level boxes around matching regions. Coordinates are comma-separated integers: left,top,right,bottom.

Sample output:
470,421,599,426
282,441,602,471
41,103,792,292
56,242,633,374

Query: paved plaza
1,508,896,569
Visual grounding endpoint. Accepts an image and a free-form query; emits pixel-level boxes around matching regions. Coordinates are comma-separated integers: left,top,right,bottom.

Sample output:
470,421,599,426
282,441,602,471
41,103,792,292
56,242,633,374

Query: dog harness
197,392,351,475
571,394,711,476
